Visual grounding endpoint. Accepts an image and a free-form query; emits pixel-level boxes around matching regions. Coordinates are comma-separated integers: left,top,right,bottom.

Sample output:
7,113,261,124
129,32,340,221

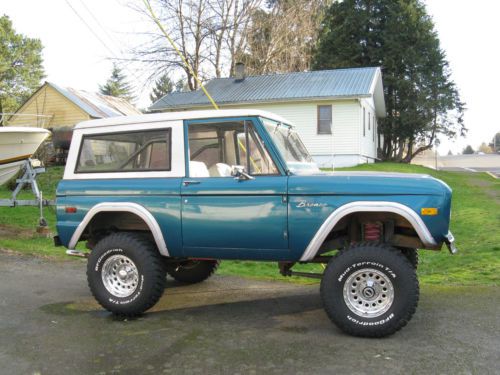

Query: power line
65,0,118,58
77,0,126,53
64,0,143,87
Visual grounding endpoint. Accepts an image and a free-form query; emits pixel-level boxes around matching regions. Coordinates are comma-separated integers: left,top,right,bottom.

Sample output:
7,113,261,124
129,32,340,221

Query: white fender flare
68,202,169,256
299,201,437,261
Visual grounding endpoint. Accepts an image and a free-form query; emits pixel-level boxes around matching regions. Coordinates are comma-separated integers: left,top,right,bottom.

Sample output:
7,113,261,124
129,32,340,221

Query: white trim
299,201,437,261
157,96,370,112
74,109,293,130
68,202,169,256
63,120,185,180
368,67,381,96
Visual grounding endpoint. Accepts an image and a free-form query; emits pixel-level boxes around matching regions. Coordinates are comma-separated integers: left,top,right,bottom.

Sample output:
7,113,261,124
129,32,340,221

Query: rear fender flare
67,202,169,256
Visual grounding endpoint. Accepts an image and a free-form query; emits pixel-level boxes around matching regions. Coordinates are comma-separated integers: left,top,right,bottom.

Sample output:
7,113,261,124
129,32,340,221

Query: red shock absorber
364,222,382,242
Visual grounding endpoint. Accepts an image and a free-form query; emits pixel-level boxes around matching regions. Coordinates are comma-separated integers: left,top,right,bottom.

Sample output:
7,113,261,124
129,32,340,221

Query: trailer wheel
321,243,419,337
87,232,166,316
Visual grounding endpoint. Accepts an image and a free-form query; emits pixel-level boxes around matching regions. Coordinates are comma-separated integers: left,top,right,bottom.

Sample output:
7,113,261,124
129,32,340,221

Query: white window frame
64,120,185,180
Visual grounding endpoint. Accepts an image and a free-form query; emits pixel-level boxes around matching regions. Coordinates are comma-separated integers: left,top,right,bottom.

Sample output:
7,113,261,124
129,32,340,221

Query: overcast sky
2,0,499,154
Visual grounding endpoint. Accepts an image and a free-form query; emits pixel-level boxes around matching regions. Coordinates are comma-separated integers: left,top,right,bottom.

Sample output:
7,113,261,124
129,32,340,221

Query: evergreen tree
174,79,188,93
313,0,465,162
462,145,474,155
99,64,134,101
0,15,45,125
490,132,500,152
149,74,174,104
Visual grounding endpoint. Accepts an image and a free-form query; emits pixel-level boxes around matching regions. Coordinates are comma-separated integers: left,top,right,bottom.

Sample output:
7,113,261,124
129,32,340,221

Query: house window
363,107,366,137
317,105,332,134
368,113,371,130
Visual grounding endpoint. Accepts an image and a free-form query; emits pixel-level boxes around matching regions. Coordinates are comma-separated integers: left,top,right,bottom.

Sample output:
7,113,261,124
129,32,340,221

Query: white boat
0,127,51,185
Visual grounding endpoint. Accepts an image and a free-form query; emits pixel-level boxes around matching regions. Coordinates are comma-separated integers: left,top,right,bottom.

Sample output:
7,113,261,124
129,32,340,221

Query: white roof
74,109,293,130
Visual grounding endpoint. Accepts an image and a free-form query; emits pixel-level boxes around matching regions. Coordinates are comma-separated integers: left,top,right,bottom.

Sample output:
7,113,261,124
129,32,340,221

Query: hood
288,171,451,196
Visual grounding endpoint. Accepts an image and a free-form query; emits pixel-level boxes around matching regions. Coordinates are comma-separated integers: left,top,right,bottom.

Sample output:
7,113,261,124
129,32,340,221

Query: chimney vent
234,62,246,81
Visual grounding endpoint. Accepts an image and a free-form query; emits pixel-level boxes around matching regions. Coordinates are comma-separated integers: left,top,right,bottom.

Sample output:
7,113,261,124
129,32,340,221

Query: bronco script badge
296,200,328,208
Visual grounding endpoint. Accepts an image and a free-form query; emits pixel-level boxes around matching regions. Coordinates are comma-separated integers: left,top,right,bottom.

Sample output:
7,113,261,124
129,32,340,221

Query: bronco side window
188,121,278,177
75,128,171,173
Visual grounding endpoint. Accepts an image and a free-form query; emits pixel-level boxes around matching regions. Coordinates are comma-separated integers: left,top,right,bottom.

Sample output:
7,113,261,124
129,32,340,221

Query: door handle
183,180,201,186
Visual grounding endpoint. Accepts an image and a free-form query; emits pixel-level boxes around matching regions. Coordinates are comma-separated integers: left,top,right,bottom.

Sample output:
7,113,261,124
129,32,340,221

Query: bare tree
237,0,331,75
133,0,262,90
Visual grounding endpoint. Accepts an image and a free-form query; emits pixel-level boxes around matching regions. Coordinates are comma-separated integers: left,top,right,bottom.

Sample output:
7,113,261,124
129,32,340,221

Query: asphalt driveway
0,251,498,375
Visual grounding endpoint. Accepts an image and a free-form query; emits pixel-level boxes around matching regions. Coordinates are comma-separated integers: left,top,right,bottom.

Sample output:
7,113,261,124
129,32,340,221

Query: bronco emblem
296,200,327,208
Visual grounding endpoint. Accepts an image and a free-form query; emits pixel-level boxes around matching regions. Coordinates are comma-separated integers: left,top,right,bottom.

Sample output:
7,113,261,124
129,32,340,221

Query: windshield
262,118,319,174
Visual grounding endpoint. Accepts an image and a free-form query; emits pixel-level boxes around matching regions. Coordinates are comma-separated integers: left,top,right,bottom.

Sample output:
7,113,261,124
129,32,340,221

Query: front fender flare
67,202,169,256
299,201,437,261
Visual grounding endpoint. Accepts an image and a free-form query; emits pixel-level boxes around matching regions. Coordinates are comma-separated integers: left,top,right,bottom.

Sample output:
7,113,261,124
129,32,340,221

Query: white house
149,66,386,167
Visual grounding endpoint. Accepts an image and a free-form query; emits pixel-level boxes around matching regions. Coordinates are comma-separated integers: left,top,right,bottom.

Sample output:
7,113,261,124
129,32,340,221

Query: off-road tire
320,243,419,337
87,232,167,316
400,247,419,269
166,260,220,284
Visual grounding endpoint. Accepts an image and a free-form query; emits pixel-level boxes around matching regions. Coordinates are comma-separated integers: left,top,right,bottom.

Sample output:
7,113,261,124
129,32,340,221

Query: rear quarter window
75,128,171,173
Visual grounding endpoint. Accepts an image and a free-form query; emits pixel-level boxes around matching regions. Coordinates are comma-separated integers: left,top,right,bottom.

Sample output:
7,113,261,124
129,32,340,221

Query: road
0,252,499,374
412,154,500,176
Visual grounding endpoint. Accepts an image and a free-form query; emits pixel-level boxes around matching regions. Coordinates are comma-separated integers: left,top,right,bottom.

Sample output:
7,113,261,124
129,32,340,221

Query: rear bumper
444,231,458,254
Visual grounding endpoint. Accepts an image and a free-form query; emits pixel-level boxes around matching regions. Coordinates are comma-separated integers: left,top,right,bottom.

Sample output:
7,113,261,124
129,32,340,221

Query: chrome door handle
183,180,201,186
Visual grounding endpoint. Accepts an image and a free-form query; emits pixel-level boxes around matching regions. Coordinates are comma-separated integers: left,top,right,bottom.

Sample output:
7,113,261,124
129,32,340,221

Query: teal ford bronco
55,109,457,337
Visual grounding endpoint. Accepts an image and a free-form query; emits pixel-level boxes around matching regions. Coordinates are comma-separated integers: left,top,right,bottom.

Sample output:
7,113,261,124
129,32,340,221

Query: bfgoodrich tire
320,244,419,337
87,232,167,316
166,260,219,284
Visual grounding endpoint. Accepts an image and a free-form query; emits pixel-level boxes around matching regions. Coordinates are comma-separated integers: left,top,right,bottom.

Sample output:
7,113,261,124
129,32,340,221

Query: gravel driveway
0,251,498,375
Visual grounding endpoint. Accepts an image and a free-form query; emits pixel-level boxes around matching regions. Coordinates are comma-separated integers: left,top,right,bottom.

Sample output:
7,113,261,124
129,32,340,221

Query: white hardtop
74,109,293,130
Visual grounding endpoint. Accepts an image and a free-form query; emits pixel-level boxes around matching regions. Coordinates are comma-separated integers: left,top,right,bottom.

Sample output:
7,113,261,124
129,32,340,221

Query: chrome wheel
101,254,139,298
343,268,394,318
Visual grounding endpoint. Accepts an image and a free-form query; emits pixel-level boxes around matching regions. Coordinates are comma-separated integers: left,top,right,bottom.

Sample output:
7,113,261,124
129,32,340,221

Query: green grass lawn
1,163,498,285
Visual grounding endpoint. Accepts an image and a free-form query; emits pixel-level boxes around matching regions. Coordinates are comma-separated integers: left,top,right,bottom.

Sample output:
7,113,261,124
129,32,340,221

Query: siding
7,85,90,128
218,100,361,157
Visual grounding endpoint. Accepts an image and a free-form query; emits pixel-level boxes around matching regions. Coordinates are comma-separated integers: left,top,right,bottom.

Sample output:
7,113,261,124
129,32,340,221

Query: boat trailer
0,159,54,234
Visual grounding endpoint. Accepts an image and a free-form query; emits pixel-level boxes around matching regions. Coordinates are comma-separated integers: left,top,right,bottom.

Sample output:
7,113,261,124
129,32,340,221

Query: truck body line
67,202,169,256
299,201,437,261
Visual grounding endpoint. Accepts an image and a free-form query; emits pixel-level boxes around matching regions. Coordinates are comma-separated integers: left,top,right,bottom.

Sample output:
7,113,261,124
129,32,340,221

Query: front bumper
444,231,458,254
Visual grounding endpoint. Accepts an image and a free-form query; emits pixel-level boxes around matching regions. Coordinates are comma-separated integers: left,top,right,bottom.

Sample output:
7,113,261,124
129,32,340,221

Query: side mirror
231,165,255,181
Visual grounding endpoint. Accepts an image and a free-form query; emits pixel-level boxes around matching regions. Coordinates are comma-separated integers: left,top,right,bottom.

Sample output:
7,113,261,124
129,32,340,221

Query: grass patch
0,163,498,285
0,167,63,259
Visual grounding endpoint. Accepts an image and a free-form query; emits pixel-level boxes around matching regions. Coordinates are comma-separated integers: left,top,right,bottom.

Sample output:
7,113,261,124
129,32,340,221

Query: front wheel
320,244,419,337
87,232,167,316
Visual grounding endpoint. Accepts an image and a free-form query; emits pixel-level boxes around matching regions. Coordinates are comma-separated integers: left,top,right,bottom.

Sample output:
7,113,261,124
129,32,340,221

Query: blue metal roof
150,67,381,111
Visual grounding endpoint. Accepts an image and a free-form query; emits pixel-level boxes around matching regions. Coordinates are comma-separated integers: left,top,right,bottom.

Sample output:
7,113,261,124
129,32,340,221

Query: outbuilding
150,66,386,167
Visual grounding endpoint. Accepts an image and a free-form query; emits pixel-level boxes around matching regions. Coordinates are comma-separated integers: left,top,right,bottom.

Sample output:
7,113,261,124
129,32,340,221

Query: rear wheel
87,232,166,316
320,244,419,337
166,260,219,284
